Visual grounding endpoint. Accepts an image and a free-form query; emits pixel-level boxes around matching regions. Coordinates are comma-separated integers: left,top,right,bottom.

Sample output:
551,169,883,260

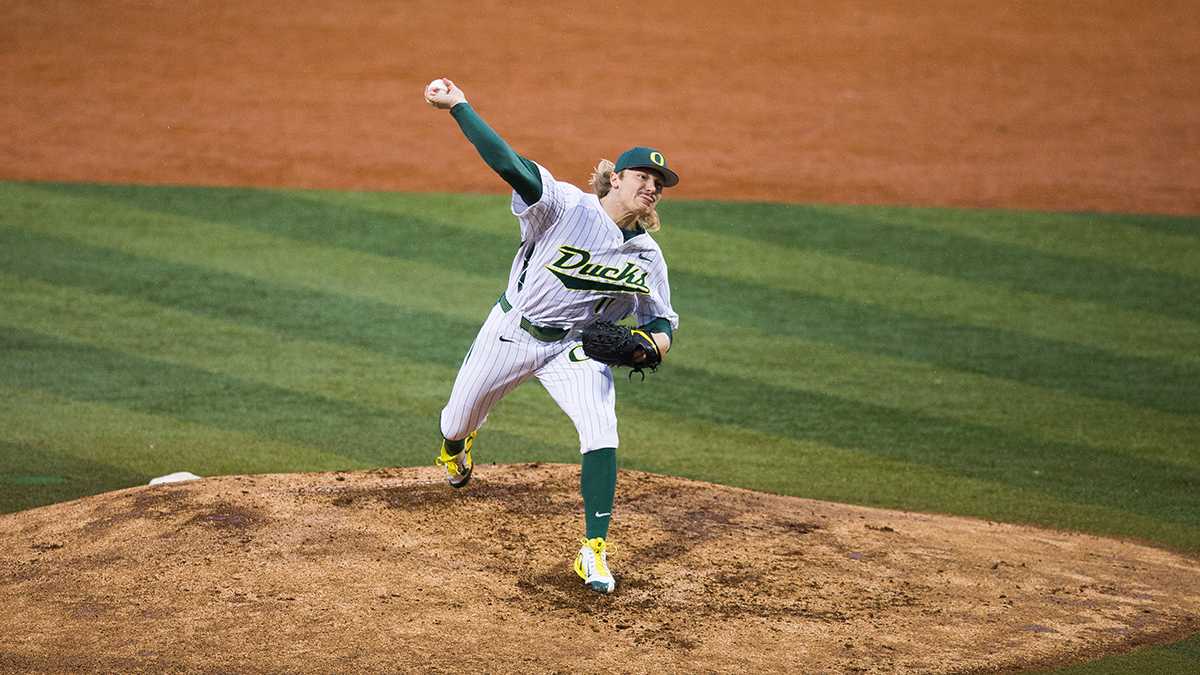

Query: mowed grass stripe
1088,211,1200,239
622,364,1200,532
674,268,1200,416
0,274,456,415
1,326,423,466
667,228,1199,364
7,183,1194,418
10,212,1185,430
0,183,503,326
814,204,1200,280
292,189,1200,344
0,285,565,468
22,182,1198,363
7,183,1197,429
679,316,1200,466
31,182,519,283
0,221,582,465
0,274,628,475
0,225,586,466
620,409,1200,551
2,385,359,482
0,438,148,515
35,181,1200,274
664,201,1200,322
5,218,1193,455
0,226,482,366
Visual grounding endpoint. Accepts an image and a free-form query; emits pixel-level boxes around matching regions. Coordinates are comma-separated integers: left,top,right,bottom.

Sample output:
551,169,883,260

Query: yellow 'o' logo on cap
650,151,665,166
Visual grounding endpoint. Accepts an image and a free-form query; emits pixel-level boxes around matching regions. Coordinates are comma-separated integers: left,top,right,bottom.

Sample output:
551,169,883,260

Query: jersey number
593,297,615,315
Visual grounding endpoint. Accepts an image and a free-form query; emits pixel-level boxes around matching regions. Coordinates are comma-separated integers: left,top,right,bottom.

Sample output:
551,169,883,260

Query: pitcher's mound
1,464,1197,673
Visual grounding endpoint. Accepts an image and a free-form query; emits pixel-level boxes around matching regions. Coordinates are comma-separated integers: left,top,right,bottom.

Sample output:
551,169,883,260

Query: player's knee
579,429,619,454
439,409,476,442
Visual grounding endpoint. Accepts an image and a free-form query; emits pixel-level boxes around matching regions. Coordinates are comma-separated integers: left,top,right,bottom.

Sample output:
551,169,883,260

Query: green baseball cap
614,146,679,187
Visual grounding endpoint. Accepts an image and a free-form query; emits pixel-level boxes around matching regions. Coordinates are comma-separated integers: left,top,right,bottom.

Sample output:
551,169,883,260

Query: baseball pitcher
424,77,679,594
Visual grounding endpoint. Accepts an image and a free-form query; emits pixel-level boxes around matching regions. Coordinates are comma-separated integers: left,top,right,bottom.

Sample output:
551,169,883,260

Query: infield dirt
2,465,1199,674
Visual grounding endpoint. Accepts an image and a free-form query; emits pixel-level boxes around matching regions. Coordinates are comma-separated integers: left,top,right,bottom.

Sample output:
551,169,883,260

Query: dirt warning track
3,1,1199,214
2,465,1198,673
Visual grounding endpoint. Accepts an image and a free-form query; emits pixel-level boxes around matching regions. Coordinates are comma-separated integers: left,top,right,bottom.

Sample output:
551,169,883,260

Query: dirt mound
1,464,1198,673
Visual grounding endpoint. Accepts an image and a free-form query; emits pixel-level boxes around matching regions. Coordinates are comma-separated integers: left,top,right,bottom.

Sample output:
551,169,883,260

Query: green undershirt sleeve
450,102,543,205
641,317,674,341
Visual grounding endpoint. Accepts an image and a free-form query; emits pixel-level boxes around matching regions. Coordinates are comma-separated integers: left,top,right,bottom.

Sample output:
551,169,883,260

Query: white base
148,471,202,486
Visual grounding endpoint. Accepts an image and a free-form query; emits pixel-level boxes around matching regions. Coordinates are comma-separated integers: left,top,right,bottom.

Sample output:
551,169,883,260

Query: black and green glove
581,321,662,378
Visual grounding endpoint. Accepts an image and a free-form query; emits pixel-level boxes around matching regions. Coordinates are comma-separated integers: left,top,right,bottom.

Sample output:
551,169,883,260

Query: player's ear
609,169,622,190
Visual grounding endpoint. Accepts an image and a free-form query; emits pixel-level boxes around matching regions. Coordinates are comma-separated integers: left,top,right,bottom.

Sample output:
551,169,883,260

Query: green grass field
2,181,1198,672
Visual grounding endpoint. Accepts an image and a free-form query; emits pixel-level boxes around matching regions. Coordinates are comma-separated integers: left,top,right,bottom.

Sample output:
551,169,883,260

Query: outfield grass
1,181,1198,671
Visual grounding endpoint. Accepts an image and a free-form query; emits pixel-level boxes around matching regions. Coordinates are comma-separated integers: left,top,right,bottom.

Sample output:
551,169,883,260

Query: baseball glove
581,321,662,379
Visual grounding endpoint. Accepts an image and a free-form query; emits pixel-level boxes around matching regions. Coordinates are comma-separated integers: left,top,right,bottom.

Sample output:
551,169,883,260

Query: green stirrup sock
581,447,617,540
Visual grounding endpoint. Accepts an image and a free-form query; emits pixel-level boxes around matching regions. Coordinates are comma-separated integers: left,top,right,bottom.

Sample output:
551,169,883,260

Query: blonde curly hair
589,159,661,232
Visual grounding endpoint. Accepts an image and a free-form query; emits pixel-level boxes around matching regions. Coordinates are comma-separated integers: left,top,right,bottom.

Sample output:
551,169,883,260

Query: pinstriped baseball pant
439,303,619,453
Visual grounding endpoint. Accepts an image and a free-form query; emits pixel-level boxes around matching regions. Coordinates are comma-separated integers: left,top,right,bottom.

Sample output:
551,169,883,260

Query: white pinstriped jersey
502,163,679,333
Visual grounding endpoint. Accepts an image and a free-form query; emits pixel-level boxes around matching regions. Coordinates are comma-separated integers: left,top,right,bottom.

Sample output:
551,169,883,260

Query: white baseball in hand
424,77,465,109
426,78,449,98
425,78,453,107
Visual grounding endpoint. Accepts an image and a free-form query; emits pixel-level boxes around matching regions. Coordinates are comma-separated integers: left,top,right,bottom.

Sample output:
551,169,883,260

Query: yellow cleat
574,537,615,594
434,431,476,488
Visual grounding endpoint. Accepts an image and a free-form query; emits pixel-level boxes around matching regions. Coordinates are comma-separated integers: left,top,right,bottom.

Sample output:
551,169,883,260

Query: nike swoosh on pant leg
594,512,611,518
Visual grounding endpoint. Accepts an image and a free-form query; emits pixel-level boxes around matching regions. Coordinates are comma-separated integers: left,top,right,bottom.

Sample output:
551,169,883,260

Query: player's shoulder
624,230,668,261
533,162,587,205
634,233,664,252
